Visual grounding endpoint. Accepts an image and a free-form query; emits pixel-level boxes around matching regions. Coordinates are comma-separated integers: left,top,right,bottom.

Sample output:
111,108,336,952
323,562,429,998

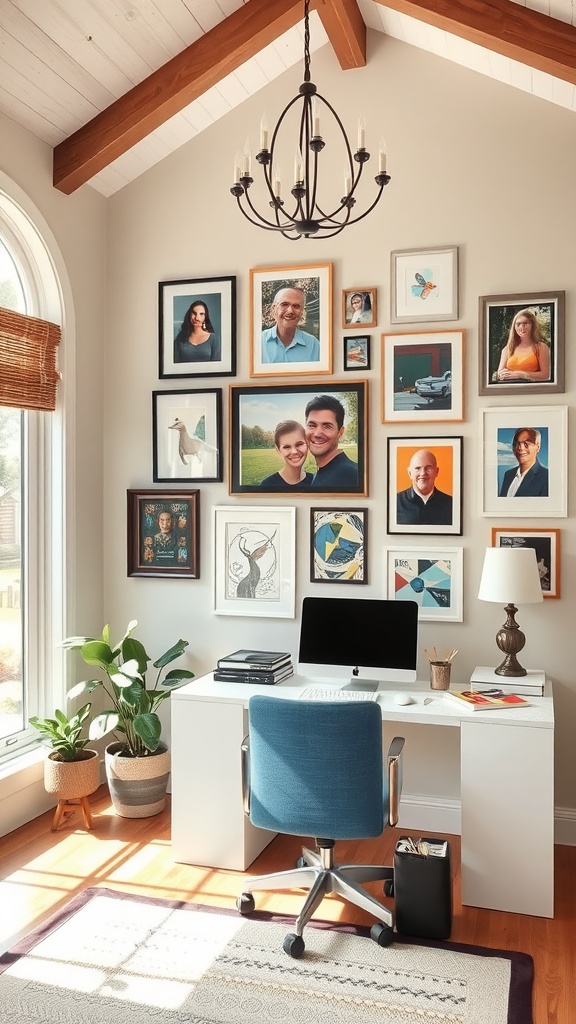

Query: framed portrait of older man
250,263,333,377
481,406,567,517
387,436,463,535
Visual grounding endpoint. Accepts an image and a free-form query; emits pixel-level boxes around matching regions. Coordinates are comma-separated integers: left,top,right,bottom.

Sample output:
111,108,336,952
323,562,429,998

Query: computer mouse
393,692,415,706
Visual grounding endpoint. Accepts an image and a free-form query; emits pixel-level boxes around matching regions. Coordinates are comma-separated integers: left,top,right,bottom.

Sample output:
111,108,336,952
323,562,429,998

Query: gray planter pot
104,741,170,818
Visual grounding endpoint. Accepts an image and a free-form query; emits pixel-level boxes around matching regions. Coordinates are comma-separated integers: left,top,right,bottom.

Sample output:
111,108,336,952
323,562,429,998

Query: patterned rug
0,887,532,1023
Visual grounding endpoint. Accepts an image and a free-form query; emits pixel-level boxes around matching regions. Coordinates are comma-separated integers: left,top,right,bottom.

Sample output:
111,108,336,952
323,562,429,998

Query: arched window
0,181,68,762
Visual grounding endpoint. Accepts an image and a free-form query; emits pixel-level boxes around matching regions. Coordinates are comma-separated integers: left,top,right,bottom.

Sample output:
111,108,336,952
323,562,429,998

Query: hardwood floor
1,785,575,1023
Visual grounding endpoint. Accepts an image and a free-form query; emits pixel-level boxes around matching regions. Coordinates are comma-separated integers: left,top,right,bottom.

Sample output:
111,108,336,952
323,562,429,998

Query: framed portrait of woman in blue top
159,275,236,379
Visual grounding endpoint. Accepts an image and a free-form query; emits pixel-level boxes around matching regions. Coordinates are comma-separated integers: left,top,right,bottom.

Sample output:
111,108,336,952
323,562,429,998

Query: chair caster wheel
370,922,395,947
383,879,394,897
283,932,305,958
236,893,255,915
296,855,308,868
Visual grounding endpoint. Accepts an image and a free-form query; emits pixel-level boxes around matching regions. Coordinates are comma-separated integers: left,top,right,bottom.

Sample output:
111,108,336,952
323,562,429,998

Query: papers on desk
444,689,531,711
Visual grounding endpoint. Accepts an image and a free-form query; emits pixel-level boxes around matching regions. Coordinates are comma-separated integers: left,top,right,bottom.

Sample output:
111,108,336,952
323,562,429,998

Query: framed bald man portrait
387,436,463,535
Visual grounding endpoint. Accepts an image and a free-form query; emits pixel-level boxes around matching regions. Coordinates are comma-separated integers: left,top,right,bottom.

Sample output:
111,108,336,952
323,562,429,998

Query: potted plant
62,619,194,818
29,702,100,830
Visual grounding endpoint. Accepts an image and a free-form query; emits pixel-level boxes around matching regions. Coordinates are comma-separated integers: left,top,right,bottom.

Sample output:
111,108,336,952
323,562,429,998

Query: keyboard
299,687,379,702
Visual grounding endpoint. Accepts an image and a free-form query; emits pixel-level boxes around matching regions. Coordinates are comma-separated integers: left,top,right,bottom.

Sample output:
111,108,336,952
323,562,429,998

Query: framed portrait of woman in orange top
479,291,565,396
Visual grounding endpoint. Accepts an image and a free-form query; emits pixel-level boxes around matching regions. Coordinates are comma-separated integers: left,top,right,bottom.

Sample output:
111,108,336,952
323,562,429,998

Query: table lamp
478,546,543,677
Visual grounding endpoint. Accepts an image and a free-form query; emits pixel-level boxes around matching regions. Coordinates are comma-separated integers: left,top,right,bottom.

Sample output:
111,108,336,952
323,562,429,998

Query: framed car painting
213,505,296,617
158,276,236,378
387,436,463,535
390,246,458,323
491,527,560,598
480,406,567,517
386,546,464,621
479,291,564,395
250,263,332,377
381,329,464,423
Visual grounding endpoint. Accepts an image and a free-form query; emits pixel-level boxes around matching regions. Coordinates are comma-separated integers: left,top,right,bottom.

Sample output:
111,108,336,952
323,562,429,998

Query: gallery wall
107,34,576,835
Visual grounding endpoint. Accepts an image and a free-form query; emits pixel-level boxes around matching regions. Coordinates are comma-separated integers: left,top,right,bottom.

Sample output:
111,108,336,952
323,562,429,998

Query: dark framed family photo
479,291,565,395
158,276,236,379
387,436,463,535
127,489,200,579
250,263,332,377
229,381,367,496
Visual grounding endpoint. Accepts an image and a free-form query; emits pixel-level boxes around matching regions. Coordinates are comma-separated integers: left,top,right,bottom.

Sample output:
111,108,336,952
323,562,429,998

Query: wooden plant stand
51,796,93,831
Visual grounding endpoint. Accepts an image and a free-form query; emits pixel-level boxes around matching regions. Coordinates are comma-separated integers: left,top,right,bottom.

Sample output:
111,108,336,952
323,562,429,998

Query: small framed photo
158,276,236,378
342,288,377,328
127,489,199,579
390,245,458,323
153,388,222,483
480,406,567,517
387,436,463,535
310,508,368,584
479,291,564,395
491,527,560,599
230,381,367,496
343,335,370,371
386,546,463,621
381,329,464,423
214,505,296,617
250,263,332,377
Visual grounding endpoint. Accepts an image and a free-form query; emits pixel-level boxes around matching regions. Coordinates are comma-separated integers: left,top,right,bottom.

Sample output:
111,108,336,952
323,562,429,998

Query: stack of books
213,649,293,685
470,665,545,697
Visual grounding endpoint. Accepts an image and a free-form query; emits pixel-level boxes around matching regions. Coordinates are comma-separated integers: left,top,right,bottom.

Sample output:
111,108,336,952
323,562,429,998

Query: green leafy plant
63,620,194,757
29,702,93,762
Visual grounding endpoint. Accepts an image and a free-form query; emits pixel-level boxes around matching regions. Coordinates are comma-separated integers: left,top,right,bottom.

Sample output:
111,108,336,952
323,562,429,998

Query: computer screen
297,596,418,686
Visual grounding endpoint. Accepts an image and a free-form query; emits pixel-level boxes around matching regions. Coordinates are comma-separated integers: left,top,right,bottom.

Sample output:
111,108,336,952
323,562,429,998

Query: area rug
0,887,532,1024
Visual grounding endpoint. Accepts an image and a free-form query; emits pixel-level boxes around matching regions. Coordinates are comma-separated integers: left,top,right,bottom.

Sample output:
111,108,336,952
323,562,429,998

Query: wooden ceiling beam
373,0,576,85
312,0,366,69
53,0,304,194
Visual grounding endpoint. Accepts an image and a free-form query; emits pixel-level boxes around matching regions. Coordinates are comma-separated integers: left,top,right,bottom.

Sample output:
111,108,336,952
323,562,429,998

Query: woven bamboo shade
0,306,61,411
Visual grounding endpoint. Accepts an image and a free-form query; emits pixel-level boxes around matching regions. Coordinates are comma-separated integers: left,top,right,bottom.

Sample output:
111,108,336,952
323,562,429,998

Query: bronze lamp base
494,602,527,677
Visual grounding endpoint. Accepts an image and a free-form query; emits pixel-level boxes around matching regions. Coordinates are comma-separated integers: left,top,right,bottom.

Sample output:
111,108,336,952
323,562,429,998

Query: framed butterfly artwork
390,246,459,324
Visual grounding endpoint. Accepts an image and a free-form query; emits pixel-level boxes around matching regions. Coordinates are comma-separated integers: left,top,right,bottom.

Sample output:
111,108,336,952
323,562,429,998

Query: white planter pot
105,741,170,818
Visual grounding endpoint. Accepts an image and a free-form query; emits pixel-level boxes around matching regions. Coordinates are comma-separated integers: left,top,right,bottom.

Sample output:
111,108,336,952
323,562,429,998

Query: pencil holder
429,661,451,690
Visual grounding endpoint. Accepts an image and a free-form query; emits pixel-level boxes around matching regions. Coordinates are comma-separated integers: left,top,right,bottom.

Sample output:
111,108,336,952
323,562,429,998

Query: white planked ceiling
1,0,575,197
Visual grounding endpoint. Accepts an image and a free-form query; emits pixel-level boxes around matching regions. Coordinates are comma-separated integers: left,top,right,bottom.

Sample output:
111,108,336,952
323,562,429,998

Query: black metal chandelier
230,0,390,240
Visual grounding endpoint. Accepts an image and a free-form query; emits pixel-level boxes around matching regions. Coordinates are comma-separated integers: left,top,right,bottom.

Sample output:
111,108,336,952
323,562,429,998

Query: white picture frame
386,545,464,621
480,406,567,517
390,245,459,323
214,506,296,617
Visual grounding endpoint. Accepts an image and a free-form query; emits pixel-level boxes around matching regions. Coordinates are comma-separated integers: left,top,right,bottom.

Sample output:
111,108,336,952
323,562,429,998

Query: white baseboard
400,794,576,847
554,807,576,846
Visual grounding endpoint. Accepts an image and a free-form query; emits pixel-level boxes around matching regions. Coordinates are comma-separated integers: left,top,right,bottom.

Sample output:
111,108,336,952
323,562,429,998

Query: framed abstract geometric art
310,508,368,584
386,546,464,621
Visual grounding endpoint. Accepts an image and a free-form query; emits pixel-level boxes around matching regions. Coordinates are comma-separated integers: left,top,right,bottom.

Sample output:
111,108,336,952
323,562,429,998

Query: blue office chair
237,694,405,957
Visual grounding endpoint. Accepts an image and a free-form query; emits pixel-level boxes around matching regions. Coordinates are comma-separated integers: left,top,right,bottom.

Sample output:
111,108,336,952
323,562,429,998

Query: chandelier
230,0,390,240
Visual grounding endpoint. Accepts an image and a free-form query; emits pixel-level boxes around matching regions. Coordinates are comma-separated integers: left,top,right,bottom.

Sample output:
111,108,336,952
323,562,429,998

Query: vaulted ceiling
1,0,575,197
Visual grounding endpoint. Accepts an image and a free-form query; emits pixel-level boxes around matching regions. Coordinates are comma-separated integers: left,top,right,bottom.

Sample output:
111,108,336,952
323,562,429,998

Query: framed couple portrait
229,381,367,496
479,291,565,395
250,263,332,378
158,276,236,379
491,527,560,599
127,489,199,579
480,406,567,517
381,329,464,423
387,436,463,536
342,288,377,328
390,245,459,323
385,546,464,621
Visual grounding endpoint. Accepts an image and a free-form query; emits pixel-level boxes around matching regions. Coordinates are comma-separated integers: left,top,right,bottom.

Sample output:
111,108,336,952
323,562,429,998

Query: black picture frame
387,436,463,535
158,276,236,379
127,489,199,578
343,335,370,371
310,507,368,584
229,380,368,496
152,388,223,483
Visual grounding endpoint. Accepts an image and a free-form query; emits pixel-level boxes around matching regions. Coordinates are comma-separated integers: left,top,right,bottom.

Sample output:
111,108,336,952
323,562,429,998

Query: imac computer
297,596,418,689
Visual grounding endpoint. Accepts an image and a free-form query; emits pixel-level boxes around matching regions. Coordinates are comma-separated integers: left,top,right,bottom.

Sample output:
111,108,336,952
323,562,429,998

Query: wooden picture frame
386,545,464,621
390,245,458,323
152,388,222,483
479,291,565,395
387,436,463,535
127,489,199,578
310,508,368,584
343,335,370,370
342,288,377,328
250,263,332,377
381,329,464,423
491,527,560,598
229,381,368,496
213,505,296,617
158,276,236,378
480,406,567,517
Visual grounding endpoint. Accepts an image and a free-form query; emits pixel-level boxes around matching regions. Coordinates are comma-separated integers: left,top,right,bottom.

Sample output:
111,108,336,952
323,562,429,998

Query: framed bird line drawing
152,388,223,483
127,489,200,578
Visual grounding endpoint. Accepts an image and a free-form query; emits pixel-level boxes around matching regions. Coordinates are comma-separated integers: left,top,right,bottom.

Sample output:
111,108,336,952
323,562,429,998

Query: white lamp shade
478,547,543,605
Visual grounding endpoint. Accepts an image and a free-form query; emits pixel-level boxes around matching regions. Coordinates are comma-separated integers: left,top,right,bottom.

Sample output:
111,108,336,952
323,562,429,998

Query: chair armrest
241,734,250,816
387,736,405,827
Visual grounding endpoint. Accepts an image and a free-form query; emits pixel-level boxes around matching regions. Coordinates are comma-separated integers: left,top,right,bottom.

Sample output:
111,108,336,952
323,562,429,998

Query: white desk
171,674,554,918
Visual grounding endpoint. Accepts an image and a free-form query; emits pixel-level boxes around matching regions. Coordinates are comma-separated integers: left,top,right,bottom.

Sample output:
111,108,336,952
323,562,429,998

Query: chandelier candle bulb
379,141,387,173
274,174,281,198
344,171,352,195
294,149,304,183
357,116,366,150
242,143,251,176
234,153,241,183
260,115,269,151
312,100,320,137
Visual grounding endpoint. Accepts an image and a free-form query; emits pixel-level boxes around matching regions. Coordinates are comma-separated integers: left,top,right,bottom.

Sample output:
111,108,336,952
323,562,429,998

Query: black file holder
393,837,452,940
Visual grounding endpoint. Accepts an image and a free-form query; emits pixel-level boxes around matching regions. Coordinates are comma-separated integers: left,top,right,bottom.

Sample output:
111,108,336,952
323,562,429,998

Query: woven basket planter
44,749,100,800
105,741,170,818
